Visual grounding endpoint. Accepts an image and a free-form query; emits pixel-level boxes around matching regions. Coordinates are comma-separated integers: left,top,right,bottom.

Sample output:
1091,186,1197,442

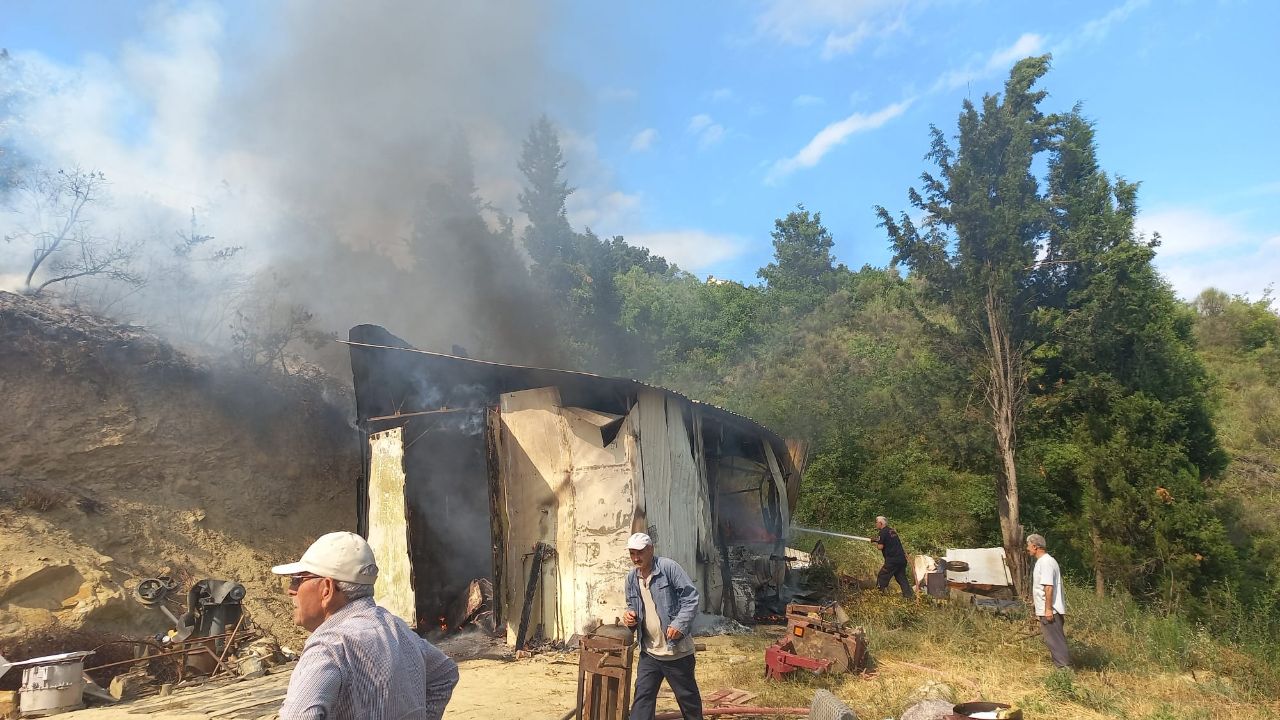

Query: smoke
1,0,585,365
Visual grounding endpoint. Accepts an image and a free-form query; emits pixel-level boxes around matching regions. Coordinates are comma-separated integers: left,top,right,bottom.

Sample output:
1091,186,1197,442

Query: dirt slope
0,292,360,649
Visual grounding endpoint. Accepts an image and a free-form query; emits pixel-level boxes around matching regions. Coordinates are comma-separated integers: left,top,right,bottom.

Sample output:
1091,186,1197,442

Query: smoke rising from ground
1,0,584,365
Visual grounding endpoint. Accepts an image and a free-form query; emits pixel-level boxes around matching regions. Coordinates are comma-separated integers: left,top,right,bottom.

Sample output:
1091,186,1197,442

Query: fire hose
790,525,971,571
789,525,872,542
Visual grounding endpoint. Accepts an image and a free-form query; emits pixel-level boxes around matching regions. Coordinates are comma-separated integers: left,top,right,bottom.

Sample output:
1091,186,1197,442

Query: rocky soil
0,292,361,652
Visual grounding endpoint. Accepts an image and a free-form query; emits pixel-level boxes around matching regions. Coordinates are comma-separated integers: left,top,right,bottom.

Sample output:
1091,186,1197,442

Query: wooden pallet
702,687,759,706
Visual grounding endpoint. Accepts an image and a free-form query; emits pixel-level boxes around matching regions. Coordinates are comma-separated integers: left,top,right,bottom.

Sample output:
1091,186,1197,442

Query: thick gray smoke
1,0,582,366
230,0,579,364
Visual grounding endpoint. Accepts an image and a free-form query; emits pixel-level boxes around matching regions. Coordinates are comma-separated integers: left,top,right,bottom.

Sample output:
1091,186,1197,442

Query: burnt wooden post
515,542,552,649
575,625,636,720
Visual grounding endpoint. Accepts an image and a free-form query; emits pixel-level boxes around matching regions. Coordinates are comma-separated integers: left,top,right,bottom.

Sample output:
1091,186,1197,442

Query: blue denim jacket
625,556,700,641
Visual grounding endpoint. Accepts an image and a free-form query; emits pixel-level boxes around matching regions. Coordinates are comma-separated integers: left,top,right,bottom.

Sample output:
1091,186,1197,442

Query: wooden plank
206,691,288,718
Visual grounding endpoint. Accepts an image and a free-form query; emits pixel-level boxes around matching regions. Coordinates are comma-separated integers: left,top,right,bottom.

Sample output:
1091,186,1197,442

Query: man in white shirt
1025,533,1070,668
272,532,458,719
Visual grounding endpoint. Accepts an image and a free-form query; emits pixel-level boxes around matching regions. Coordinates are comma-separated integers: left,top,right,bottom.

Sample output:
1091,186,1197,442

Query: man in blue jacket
621,532,702,720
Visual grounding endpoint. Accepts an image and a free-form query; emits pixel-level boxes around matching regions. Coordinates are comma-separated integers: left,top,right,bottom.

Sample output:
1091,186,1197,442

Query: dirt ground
0,292,361,651
55,637,758,720
55,655,583,720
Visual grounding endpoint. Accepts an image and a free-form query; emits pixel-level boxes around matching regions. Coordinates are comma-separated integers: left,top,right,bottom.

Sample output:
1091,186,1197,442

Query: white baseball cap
626,532,653,550
271,531,380,585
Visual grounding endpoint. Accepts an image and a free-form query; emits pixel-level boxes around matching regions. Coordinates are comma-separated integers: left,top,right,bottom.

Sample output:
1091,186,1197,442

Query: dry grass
690,589,1280,720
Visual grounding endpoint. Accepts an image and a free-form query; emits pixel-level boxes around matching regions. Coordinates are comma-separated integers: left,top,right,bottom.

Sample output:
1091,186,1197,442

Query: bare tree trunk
985,289,1027,597
1092,524,1105,598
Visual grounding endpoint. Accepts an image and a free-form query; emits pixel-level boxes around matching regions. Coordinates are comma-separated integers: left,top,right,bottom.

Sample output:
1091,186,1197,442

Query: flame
438,615,448,632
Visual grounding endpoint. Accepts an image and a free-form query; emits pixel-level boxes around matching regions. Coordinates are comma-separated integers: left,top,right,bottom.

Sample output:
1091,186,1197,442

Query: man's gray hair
1026,533,1047,549
875,516,887,524
336,581,375,601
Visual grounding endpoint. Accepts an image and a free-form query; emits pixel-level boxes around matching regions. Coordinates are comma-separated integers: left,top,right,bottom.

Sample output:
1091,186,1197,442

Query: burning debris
432,578,495,638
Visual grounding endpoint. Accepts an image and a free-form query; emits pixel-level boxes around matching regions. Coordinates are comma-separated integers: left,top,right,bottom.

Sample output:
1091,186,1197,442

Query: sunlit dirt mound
0,292,360,651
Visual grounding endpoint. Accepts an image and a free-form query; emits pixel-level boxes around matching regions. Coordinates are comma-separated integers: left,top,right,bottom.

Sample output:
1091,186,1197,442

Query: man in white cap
272,531,458,720
621,532,702,720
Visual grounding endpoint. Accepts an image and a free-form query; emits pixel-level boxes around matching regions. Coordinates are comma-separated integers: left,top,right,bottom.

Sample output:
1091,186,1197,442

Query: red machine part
764,638,834,680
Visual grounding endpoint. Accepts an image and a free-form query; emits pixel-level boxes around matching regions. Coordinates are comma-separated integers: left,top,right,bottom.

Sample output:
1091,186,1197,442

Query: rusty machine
764,603,867,680
87,575,262,682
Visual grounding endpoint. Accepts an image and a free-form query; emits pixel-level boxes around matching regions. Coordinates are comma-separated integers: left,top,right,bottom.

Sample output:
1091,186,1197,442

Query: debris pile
764,603,867,681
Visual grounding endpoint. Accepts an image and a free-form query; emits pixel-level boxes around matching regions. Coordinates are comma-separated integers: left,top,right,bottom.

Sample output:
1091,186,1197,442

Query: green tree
1026,110,1233,608
876,56,1055,594
515,116,672,372
616,266,763,389
519,114,575,275
758,205,847,315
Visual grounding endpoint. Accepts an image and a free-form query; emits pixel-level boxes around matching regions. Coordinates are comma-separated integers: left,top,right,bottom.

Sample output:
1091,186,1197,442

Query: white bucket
18,659,85,717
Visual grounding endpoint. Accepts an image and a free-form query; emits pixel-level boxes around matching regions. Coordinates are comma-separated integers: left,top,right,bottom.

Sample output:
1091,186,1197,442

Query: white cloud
821,23,872,59
934,33,1046,91
710,87,734,102
566,188,643,234
698,124,726,149
556,130,646,234
1136,208,1242,257
629,128,658,152
754,0,911,60
1080,0,1150,44
625,230,747,271
767,99,912,182
757,0,911,47
792,94,825,107
986,33,1045,71
1137,208,1280,301
687,113,726,150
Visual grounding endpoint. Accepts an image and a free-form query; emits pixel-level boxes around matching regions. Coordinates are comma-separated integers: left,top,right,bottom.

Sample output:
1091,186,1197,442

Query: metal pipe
656,708,808,719
789,525,871,542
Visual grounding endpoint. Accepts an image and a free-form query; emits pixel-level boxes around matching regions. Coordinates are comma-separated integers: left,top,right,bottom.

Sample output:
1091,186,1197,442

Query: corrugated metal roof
339,336,789,447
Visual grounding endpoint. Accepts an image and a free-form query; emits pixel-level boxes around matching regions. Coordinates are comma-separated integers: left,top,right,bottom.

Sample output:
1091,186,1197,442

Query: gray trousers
1039,613,1070,668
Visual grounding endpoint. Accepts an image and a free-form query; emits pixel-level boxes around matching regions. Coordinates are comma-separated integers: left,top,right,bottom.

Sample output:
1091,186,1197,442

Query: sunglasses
288,573,324,590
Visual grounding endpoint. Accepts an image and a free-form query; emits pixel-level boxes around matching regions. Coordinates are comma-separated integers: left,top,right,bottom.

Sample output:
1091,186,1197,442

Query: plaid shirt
280,597,458,720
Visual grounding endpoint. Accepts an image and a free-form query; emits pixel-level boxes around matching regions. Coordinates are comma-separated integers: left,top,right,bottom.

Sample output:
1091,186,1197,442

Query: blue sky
3,0,1277,300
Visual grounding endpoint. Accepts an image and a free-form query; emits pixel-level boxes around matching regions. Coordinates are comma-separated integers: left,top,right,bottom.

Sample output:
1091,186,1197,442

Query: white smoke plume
1,1,584,365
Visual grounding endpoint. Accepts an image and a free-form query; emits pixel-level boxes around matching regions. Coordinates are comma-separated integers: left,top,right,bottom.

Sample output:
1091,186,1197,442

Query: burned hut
348,325,802,645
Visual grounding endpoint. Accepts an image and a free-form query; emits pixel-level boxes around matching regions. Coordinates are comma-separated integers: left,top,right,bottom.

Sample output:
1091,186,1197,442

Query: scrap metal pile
764,603,867,680
0,576,289,717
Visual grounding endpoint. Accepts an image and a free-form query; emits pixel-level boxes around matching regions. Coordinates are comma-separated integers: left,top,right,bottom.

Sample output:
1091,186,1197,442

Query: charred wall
347,323,800,629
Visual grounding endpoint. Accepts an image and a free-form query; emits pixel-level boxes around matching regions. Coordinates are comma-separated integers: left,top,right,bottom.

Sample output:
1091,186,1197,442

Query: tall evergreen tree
515,116,673,373
877,56,1055,594
519,114,575,274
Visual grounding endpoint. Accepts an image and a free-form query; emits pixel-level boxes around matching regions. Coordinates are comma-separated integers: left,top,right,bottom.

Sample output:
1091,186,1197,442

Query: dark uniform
875,525,914,599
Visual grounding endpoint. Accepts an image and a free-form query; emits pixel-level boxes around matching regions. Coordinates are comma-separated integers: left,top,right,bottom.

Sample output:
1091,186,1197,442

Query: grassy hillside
699,534,1280,719
1195,291,1280,605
